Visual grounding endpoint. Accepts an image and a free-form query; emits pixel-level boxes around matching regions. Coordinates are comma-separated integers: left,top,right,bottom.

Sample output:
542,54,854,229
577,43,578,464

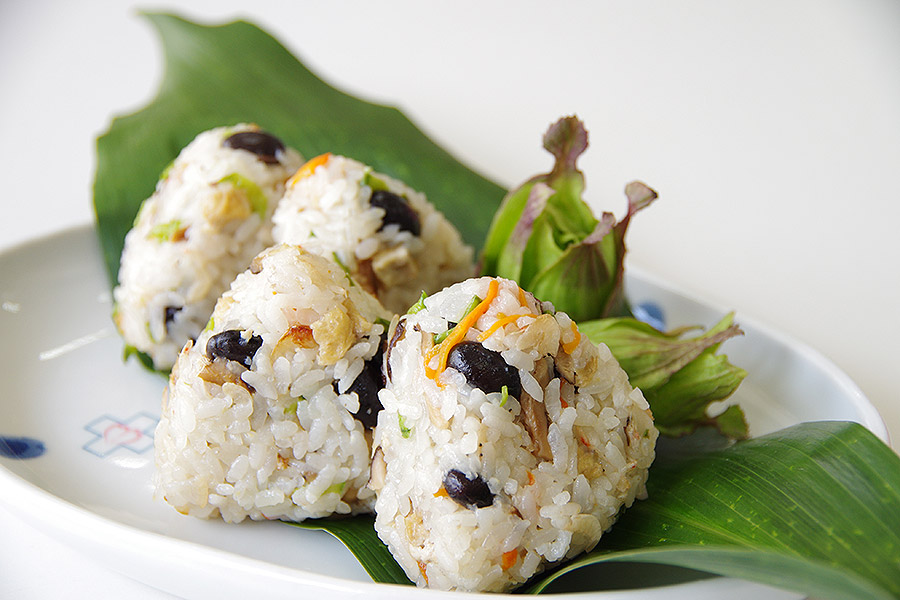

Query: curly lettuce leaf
580,313,749,438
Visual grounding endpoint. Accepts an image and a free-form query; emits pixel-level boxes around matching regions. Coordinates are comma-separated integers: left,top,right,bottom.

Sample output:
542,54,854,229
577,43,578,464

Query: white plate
0,226,887,600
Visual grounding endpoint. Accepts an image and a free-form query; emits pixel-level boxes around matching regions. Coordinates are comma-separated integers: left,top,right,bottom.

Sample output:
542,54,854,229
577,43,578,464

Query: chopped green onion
284,395,306,416
462,294,482,318
433,294,483,344
148,219,184,242
144,320,158,344
500,385,509,407
375,317,391,330
407,291,428,314
132,201,149,228
332,252,355,286
218,172,267,218
398,414,412,438
363,170,390,192
323,481,347,496
159,158,176,181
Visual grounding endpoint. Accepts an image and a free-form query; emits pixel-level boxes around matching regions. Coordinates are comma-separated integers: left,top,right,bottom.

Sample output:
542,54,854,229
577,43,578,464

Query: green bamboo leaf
122,345,163,375
287,516,412,586
531,547,892,599
284,422,900,599
93,13,505,288
530,421,900,600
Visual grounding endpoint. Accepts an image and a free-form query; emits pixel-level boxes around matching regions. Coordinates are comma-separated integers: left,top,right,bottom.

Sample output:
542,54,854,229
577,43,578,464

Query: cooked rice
272,154,474,313
113,124,303,370
371,276,658,592
154,244,391,522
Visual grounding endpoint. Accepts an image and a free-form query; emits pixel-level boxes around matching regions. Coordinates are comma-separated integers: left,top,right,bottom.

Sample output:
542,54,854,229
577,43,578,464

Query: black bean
446,341,521,400
369,190,421,236
206,330,263,367
223,131,285,165
164,305,182,332
345,370,382,429
335,333,387,429
443,469,493,508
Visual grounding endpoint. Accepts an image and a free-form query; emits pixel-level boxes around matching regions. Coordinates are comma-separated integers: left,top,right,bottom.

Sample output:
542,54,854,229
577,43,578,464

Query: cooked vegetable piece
223,130,286,164
205,329,263,367
163,305,181,330
370,190,421,235
148,219,186,242
385,319,406,383
446,341,521,399
442,469,494,508
517,356,552,461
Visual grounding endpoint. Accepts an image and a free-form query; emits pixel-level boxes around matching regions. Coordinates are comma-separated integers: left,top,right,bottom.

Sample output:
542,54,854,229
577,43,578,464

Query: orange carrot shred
425,279,499,382
477,313,533,342
501,549,519,570
527,471,535,485
434,486,448,498
560,398,569,409
417,561,429,584
561,321,581,354
517,285,528,306
288,152,331,187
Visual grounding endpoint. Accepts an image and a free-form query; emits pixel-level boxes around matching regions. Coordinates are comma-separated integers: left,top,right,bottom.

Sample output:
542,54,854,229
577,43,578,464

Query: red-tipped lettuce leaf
480,117,656,321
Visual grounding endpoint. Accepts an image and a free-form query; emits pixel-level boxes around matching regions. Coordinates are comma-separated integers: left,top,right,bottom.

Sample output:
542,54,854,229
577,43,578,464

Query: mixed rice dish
114,125,659,593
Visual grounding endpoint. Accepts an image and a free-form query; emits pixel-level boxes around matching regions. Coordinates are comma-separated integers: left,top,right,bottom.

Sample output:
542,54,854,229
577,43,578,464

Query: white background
1,1,898,598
